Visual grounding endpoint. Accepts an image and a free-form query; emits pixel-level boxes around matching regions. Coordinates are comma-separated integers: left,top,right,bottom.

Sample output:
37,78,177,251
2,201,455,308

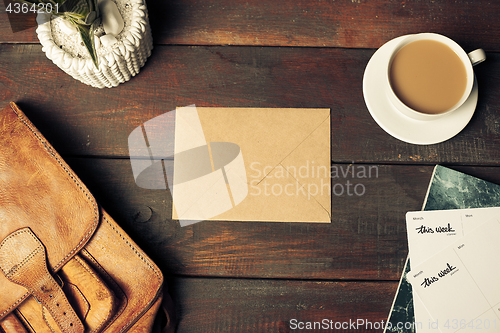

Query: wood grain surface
1,45,500,165
168,277,397,333
66,159,418,280
2,0,500,51
63,158,500,282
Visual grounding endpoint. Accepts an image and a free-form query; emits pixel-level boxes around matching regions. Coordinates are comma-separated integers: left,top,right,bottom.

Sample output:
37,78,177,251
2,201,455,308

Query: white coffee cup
386,33,485,121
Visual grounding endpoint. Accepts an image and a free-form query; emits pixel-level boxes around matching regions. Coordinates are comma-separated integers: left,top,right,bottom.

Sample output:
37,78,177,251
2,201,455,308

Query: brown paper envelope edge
280,113,331,218
172,107,331,223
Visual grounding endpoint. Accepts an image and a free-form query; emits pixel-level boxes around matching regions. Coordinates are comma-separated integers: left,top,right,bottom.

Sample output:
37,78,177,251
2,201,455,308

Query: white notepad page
408,214,500,333
406,207,500,332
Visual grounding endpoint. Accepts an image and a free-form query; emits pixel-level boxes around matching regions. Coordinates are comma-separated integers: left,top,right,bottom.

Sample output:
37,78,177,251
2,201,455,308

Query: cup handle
468,49,486,66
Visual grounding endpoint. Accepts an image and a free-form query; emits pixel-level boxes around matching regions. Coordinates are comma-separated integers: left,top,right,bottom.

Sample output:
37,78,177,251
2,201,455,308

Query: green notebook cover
384,165,500,332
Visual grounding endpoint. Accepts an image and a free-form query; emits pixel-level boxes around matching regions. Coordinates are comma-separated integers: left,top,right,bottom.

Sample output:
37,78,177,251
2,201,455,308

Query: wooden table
2,1,500,331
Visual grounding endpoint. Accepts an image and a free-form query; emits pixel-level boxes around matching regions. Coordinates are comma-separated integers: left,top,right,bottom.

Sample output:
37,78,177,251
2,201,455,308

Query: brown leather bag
0,102,174,333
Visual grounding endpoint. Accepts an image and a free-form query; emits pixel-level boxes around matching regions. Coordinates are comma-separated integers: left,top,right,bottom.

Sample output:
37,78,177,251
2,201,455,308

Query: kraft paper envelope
171,107,331,224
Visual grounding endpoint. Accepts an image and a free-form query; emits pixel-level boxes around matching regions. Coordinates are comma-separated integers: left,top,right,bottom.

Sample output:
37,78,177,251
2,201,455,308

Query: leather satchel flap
0,103,99,319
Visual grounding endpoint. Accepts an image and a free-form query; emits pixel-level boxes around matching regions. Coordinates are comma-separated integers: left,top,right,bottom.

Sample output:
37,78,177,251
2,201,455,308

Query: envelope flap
197,107,330,183
0,102,99,319
280,114,331,216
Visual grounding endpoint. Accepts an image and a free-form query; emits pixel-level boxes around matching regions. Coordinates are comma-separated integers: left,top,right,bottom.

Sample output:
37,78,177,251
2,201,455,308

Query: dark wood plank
147,0,500,51
67,158,418,280
63,157,500,280
1,0,37,33
2,44,500,164
0,0,38,42
2,0,500,51
168,277,397,333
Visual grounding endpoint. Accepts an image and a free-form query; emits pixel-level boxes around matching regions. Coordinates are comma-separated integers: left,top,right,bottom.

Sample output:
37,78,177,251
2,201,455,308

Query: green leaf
75,20,99,69
63,11,86,24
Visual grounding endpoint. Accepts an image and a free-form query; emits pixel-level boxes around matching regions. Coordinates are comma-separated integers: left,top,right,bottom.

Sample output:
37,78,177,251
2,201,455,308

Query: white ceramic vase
36,0,153,88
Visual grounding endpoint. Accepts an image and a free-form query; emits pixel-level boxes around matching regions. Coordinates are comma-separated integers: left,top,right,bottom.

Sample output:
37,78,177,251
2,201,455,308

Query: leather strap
0,228,84,333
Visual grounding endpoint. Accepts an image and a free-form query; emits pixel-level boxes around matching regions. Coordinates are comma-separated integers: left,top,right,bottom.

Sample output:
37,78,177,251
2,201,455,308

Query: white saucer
362,35,478,145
